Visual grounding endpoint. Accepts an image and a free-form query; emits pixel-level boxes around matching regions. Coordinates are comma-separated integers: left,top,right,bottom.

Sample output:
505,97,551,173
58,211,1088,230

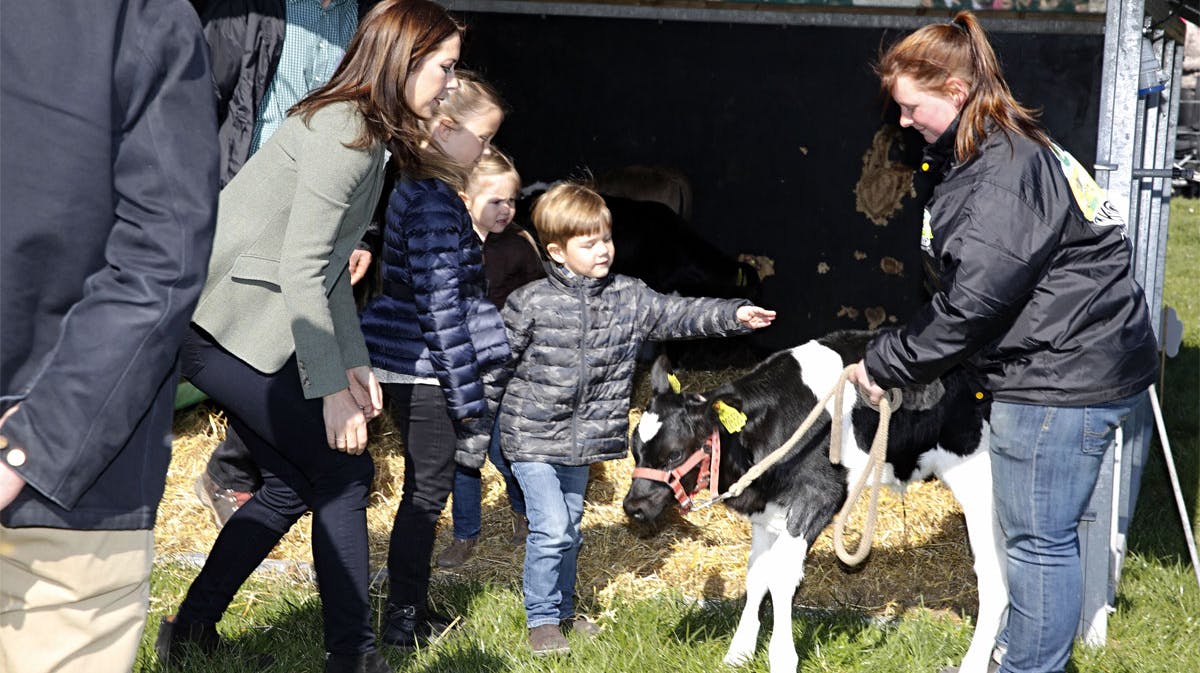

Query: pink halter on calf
631,428,721,512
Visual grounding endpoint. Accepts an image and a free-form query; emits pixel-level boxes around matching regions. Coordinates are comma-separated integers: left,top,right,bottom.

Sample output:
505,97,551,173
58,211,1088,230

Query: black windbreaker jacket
865,120,1158,405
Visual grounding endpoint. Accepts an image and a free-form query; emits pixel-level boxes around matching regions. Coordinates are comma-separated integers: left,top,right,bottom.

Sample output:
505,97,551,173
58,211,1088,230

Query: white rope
698,365,899,567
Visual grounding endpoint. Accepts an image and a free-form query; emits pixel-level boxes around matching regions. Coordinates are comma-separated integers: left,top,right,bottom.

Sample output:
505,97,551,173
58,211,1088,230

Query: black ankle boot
154,615,221,667
380,603,454,649
324,649,394,673
155,614,275,670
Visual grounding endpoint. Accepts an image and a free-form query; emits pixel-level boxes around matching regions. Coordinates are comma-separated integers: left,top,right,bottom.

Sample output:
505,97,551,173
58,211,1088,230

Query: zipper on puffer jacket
572,280,588,462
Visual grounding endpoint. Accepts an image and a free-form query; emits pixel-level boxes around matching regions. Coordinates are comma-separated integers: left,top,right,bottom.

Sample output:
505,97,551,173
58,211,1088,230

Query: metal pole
1094,0,1145,205
1084,0,1148,649
443,0,1104,33
1148,385,1200,592
1112,36,1183,618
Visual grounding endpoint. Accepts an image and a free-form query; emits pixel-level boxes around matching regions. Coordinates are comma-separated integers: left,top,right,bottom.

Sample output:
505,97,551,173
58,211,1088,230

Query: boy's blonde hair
531,182,612,250
465,147,521,196
414,70,505,189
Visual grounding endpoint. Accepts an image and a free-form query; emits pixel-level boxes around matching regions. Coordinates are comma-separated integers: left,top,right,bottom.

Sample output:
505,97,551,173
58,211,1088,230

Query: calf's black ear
650,354,675,395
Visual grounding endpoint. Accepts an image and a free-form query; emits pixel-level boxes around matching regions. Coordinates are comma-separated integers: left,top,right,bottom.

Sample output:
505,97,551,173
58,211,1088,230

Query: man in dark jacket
202,0,287,187
0,2,218,671
202,0,377,188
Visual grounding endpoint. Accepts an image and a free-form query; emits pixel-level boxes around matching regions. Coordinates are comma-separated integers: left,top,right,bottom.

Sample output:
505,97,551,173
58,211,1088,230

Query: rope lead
708,365,900,567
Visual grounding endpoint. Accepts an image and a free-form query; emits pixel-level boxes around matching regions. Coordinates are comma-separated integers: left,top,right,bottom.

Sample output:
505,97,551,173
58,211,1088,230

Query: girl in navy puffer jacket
358,72,509,649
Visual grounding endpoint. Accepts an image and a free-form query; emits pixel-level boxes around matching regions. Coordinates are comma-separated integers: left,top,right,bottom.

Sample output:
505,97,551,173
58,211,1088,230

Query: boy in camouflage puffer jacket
492,182,775,655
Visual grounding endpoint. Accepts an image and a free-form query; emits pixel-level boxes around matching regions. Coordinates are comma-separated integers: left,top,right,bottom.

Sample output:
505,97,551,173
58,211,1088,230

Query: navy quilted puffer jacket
360,177,510,422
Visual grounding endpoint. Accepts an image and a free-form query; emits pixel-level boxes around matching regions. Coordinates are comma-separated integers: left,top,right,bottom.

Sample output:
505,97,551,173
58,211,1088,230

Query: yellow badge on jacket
1050,143,1103,221
1049,143,1127,234
920,208,933,256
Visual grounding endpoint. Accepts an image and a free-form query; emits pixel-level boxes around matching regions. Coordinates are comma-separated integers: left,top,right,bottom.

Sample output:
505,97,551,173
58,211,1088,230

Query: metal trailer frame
1092,0,1184,649
444,0,1186,648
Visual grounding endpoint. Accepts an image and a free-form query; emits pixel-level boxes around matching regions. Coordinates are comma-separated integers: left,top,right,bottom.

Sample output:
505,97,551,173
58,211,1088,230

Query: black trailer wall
456,10,1104,351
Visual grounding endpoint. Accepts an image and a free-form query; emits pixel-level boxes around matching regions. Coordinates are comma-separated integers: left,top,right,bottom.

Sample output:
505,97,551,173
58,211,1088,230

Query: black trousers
206,425,261,493
384,383,457,608
176,327,376,655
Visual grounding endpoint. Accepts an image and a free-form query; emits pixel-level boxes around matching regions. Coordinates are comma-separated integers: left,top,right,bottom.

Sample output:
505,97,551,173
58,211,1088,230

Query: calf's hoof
723,647,753,667
938,657,1000,673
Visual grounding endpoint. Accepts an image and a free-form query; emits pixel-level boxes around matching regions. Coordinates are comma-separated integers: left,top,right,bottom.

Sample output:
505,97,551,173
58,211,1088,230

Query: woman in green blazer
159,3,464,672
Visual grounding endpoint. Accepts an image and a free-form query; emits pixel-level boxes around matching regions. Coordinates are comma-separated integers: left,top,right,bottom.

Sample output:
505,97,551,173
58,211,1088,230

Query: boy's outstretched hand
736,305,776,329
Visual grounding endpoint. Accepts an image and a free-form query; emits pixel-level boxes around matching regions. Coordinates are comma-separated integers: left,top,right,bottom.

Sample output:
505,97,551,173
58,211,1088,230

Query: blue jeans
451,422,526,540
510,461,590,629
990,391,1147,673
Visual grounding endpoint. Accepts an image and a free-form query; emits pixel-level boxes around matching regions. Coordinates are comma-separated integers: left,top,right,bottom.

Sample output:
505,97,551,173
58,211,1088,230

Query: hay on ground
158,367,979,623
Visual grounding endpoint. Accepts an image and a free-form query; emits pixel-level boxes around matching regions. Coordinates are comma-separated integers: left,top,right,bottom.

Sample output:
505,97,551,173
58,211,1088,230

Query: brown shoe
561,616,601,638
193,473,249,530
510,512,529,546
435,537,477,569
528,624,570,656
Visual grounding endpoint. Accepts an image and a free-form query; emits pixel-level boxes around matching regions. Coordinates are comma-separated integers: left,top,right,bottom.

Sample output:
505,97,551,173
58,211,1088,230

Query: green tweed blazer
192,101,386,399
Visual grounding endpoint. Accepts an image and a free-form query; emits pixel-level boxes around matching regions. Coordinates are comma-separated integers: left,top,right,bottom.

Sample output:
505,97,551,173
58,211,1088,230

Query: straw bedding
157,367,980,622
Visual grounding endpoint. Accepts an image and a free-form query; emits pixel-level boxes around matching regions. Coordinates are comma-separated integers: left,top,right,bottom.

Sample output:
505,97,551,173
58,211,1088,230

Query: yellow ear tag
714,400,747,433
667,373,681,394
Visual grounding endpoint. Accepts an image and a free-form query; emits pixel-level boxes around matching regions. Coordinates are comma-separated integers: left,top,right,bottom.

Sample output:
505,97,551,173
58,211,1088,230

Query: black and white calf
622,330,1006,673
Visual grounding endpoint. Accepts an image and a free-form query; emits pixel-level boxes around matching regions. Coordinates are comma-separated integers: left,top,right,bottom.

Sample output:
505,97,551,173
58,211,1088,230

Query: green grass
138,571,992,673
1134,197,1200,565
138,200,1200,672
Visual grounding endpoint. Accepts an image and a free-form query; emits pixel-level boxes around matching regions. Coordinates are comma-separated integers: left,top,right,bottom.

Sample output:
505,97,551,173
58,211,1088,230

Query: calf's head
623,356,726,523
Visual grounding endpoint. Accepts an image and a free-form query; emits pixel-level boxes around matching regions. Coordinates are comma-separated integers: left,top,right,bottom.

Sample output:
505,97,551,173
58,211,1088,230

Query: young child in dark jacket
492,183,775,655
437,149,543,569
358,72,510,650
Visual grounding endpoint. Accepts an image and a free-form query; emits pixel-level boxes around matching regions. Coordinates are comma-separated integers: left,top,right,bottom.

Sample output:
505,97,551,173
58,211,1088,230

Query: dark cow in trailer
514,186,769,367
517,188,765,302
622,330,1006,673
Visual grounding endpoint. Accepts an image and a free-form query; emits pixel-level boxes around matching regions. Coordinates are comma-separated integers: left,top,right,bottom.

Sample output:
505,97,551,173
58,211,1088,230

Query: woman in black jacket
851,11,1158,673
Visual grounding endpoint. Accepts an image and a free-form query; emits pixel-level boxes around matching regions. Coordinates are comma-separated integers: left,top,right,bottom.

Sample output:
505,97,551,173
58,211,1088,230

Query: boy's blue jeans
451,422,525,540
510,461,589,629
990,390,1146,673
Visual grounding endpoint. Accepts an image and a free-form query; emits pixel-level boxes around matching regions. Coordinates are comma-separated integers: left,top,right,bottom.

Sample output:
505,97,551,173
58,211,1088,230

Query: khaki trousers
0,525,153,673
